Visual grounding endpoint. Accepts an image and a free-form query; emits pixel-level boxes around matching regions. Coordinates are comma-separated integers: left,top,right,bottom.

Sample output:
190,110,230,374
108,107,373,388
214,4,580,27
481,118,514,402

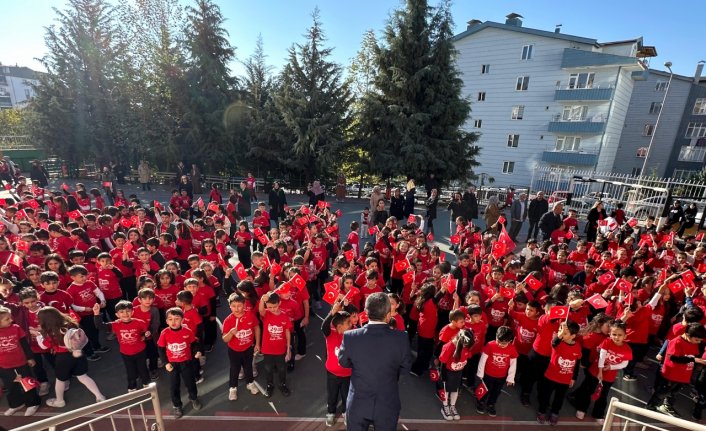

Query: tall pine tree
182,0,237,172
358,0,479,183
275,8,351,184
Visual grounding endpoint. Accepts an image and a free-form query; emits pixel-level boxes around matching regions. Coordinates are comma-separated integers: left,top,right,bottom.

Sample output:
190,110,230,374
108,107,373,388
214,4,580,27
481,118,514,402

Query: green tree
275,8,351,184
0,108,32,137
32,0,130,167
182,0,237,172
357,0,479,183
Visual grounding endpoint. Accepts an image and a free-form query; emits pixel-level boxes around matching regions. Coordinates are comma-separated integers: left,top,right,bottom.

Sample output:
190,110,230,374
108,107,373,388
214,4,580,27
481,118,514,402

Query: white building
453,13,654,188
0,64,40,109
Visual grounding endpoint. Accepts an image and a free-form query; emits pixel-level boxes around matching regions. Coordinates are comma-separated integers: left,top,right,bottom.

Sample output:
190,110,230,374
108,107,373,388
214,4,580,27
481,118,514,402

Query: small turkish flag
67,210,82,220
343,287,360,302
300,205,310,215
270,262,282,276
323,282,340,305
427,232,434,242
697,263,706,273
615,279,633,294
586,293,609,309
153,200,163,210
277,282,291,296
309,215,319,223
195,197,204,208
407,214,416,224
598,271,616,285
442,276,458,294
15,240,29,252
258,235,269,245
358,311,369,325
26,199,40,209
429,368,440,382
598,219,608,227
290,273,307,292
402,271,415,284
524,274,543,291
344,250,354,262
325,226,337,235
497,215,506,225
628,218,639,228
600,260,615,270
317,200,326,209
5,252,22,268
234,262,248,280
439,253,445,262
17,375,39,392
253,228,264,237
591,383,603,401
207,202,219,213
335,209,342,217
450,235,461,245
548,305,570,320
475,381,488,400
394,259,410,272
697,232,705,241
565,230,574,240
681,270,696,286
298,217,308,226
500,286,515,299
123,242,134,253
491,242,506,259
61,183,69,191
473,248,480,258
668,279,686,294
15,209,27,220
120,218,132,228
624,292,634,306
481,263,492,275
368,226,378,236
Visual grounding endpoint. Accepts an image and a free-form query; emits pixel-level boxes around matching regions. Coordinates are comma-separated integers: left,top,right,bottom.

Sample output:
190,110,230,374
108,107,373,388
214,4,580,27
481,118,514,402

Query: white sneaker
46,398,66,408
195,376,204,385
576,411,586,420
38,382,50,396
294,354,306,361
238,369,245,380
228,387,238,401
325,413,335,427
24,405,39,416
246,382,258,395
596,418,605,425
4,405,25,416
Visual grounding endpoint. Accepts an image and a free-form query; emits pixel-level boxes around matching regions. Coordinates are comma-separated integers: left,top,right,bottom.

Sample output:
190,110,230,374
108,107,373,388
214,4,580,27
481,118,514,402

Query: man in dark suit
338,293,412,431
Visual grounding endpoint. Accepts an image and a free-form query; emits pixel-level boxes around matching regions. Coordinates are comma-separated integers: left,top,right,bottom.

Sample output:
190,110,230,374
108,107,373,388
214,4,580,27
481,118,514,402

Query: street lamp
641,61,673,177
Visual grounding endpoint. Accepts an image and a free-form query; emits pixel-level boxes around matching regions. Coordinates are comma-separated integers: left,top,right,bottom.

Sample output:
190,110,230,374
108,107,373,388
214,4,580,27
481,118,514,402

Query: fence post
149,382,166,431
602,397,619,431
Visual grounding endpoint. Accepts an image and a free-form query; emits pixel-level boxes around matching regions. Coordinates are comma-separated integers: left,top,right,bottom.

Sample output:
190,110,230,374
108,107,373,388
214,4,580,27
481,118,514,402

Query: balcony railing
548,115,606,134
554,87,614,101
542,150,598,166
678,145,706,163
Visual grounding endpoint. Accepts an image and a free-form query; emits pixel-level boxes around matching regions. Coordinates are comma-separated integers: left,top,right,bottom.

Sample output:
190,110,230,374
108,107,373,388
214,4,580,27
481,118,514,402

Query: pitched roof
0,66,39,80
453,21,598,45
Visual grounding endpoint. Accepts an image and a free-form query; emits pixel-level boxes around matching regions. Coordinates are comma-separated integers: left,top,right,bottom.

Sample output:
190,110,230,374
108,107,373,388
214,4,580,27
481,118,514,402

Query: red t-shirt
154,285,180,309
532,315,561,357
182,307,202,334
439,341,472,372
509,310,539,355
482,341,518,379
157,326,196,363
0,324,28,368
222,313,258,352
410,299,438,339
132,306,154,328
544,341,582,385
67,281,100,316
261,311,292,355
589,339,633,382
438,325,460,344
662,336,700,384
40,289,73,314
486,300,509,327
96,268,123,300
581,331,607,364
109,319,148,355
325,329,352,377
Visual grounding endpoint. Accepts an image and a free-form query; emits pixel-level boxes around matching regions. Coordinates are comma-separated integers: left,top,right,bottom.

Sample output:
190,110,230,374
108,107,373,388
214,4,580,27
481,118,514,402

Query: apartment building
0,63,40,109
453,13,653,187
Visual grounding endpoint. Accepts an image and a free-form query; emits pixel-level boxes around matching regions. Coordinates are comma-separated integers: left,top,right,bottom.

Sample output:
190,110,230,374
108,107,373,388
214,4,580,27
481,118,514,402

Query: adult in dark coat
403,180,416,218
389,188,404,222
425,189,439,235
461,186,479,221
268,181,287,223
338,293,412,431
526,191,548,241
174,162,188,185
586,201,608,243
539,202,564,240
29,160,49,187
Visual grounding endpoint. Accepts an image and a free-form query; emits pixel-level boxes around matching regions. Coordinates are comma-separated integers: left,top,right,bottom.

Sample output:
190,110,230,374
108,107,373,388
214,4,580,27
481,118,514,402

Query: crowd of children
0,179,705,428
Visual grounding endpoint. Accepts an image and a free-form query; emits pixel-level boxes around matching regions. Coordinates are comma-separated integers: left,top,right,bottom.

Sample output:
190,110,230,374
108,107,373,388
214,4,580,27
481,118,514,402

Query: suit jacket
511,199,527,221
338,322,412,420
528,198,548,221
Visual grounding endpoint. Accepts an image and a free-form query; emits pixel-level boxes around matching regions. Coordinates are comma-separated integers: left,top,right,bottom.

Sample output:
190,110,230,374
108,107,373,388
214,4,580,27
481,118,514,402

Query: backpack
63,328,89,358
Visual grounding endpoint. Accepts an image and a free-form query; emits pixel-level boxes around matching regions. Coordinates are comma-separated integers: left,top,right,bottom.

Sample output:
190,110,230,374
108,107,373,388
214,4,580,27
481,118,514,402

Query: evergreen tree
182,0,237,172
275,8,351,184
358,0,479,183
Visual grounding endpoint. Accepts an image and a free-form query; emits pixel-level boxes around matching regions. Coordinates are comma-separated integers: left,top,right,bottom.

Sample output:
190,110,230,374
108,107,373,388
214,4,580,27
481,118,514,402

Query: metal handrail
11,383,165,431
602,397,704,431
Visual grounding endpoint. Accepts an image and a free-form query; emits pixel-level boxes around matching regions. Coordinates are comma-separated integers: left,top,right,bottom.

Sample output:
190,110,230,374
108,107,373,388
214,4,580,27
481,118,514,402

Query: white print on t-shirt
651,314,663,325
78,289,94,302
450,360,468,371
99,279,109,288
490,308,505,321
235,328,253,342
558,356,575,374
119,330,139,343
334,346,341,358
0,336,18,352
492,353,509,367
519,326,535,343
604,351,624,364
168,342,187,359
268,324,284,341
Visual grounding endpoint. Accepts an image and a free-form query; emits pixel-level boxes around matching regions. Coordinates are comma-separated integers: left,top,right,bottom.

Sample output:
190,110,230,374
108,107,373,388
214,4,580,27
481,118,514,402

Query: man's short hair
365,292,391,322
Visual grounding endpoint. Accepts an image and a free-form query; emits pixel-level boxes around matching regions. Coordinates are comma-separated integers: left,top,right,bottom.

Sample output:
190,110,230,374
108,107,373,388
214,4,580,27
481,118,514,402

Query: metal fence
11,383,165,431
602,397,703,431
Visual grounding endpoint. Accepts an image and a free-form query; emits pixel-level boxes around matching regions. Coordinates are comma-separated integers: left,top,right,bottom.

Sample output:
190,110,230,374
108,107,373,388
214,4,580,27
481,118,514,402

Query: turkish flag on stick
475,380,488,400
586,293,609,309
323,282,340,305
547,305,570,320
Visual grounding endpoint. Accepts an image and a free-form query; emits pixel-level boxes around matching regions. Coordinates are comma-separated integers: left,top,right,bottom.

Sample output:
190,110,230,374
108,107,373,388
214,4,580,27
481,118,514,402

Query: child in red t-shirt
258,292,292,398
0,305,40,416
321,301,353,426
647,323,706,416
222,293,261,401
537,320,582,425
439,329,474,421
476,326,518,417
157,307,202,418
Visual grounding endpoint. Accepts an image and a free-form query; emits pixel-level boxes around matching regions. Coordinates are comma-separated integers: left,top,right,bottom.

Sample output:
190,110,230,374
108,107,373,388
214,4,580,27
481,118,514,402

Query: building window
477,92,486,101
24,89,31,99
516,76,530,91
673,169,697,180
686,122,706,138
562,105,588,121
511,105,525,120
643,124,655,136
481,64,490,74
0,76,6,85
631,167,642,176
693,98,706,115
507,134,519,148
636,147,648,158
521,45,533,60
555,136,581,152
502,161,515,174
655,80,668,91
568,73,594,89
473,119,482,128
649,102,662,114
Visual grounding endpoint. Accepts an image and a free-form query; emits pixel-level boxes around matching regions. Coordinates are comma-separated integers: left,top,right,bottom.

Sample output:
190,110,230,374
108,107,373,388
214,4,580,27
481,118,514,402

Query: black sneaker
94,346,111,354
487,405,497,417
264,384,274,398
476,402,486,415
86,354,101,362
173,406,183,419
280,384,291,397
287,362,295,372
191,399,202,411
150,371,159,381
521,393,530,407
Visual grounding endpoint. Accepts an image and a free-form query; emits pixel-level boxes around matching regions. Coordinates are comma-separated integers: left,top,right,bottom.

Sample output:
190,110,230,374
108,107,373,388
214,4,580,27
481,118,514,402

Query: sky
1,0,705,79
